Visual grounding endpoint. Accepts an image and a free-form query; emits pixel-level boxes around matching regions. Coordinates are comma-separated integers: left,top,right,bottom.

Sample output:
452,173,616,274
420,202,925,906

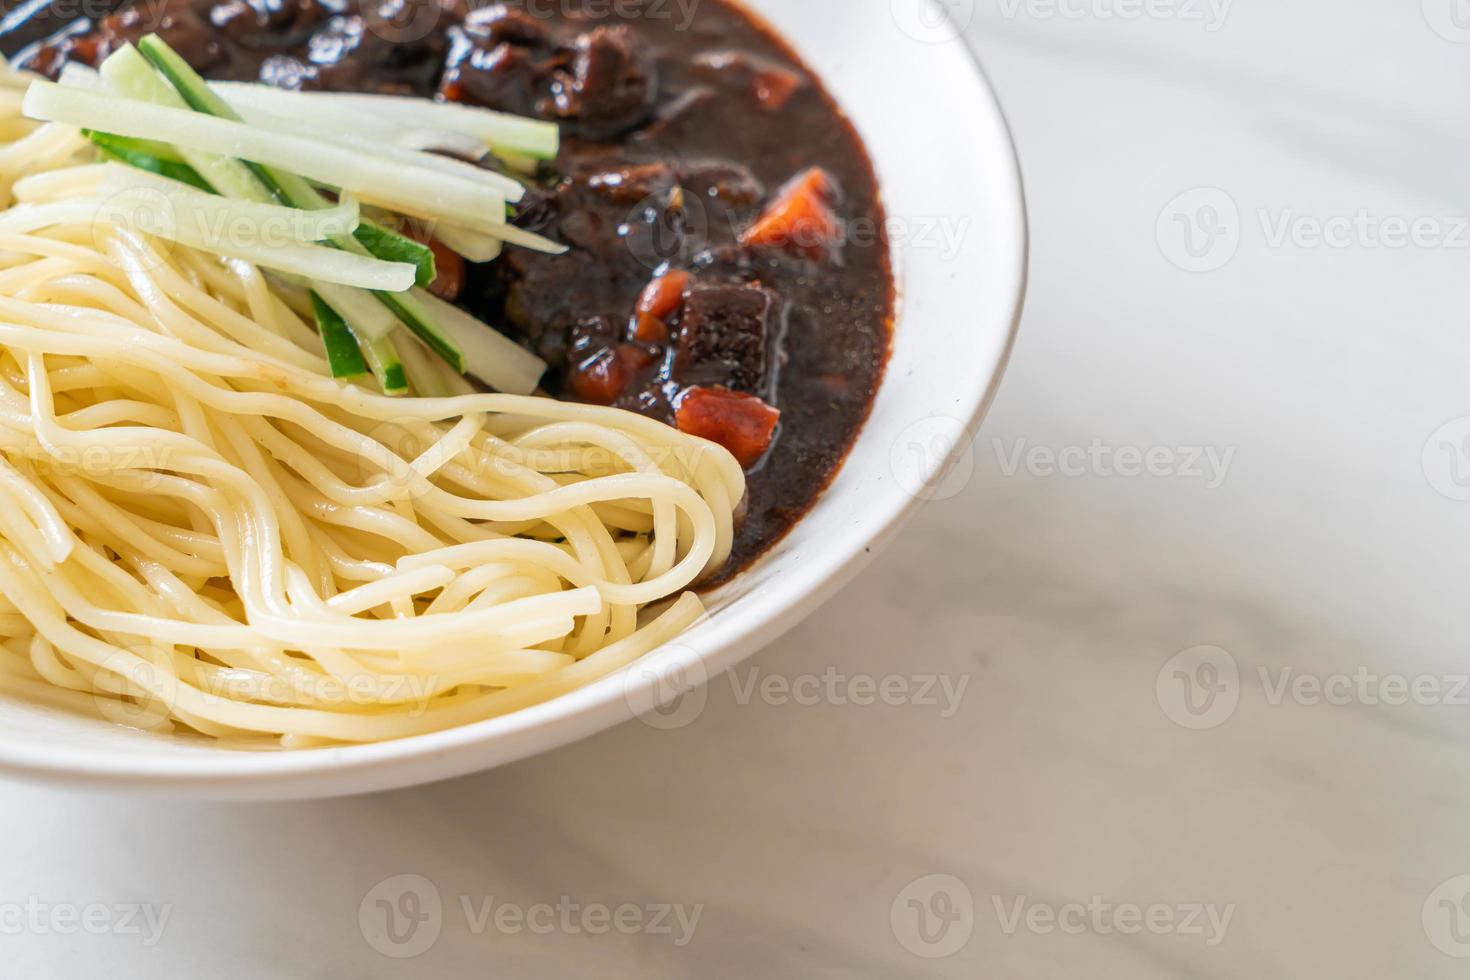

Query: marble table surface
4,2,1469,976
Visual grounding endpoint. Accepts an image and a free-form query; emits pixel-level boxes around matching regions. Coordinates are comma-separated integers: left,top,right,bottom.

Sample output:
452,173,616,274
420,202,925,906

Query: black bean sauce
7,0,893,583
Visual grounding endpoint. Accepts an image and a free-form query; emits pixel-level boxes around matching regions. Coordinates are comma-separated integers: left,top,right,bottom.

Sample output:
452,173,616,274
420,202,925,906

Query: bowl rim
0,3,1029,798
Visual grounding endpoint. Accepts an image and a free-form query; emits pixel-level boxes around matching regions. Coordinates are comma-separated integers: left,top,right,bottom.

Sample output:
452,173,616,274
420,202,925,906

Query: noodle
0,68,742,746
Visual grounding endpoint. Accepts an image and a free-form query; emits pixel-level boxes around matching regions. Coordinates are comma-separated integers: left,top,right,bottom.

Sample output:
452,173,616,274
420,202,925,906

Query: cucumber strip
208,82,489,158
308,280,400,342
354,220,435,288
309,291,368,380
394,128,488,161
83,129,185,164
217,96,526,201
409,288,546,396
97,45,273,206
166,100,431,288
209,81,559,160
0,197,395,292
56,62,105,92
376,290,464,374
26,76,508,225
136,35,346,215
272,196,453,352
433,223,502,263
99,163,362,242
434,218,566,255
395,331,452,399
110,41,435,355
356,330,408,396
493,150,541,178
140,36,448,308
96,37,501,381
97,191,414,289
89,137,212,192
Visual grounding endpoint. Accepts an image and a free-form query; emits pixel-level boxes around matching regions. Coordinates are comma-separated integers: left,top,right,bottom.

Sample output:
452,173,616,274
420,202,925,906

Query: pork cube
673,282,780,395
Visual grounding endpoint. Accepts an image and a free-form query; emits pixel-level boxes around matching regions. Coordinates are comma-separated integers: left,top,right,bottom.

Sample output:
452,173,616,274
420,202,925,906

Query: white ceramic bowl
0,0,1026,798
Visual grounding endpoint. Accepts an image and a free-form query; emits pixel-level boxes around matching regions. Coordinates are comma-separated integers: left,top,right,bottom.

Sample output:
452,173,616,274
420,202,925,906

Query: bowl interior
0,0,1025,797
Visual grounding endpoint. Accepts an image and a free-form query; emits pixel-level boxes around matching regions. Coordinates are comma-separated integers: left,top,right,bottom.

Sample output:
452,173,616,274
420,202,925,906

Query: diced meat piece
18,45,63,79
549,26,659,140
584,162,679,205
310,2,451,94
689,243,760,278
566,315,619,363
554,164,681,256
673,281,779,394
306,14,363,66
499,183,653,359
357,0,455,48
500,163,702,359
439,41,532,112
692,50,806,111
437,14,566,117
258,53,316,88
675,386,780,468
21,33,103,77
568,164,692,268
509,186,559,236
461,3,549,46
95,1,226,74
678,161,764,209
210,0,326,48
629,86,715,145
741,167,842,259
3,0,128,71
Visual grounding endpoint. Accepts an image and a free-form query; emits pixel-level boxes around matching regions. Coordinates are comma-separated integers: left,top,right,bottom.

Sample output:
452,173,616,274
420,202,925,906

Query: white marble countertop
4,2,1469,976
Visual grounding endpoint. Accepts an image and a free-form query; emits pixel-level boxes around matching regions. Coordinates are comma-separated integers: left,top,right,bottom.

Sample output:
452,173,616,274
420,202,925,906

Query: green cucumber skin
309,291,369,380
354,222,435,288
376,291,465,374
137,34,298,204
89,137,214,193
83,129,184,165
360,333,409,395
380,363,409,394
140,31,437,293
136,32,465,380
